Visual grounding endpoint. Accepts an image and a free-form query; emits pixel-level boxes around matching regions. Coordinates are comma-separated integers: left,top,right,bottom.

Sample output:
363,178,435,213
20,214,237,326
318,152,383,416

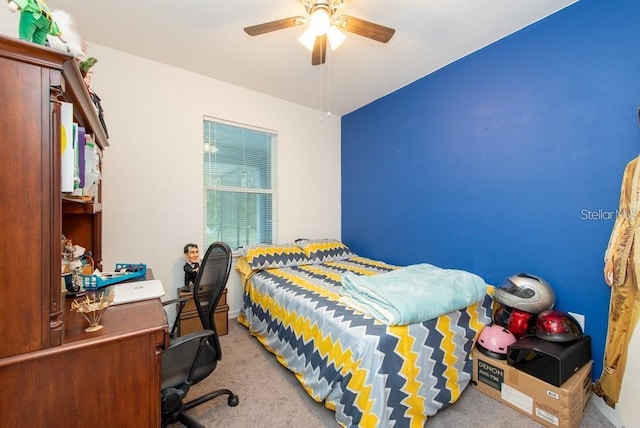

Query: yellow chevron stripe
298,264,344,283
328,260,391,277
436,315,461,400
303,241,347,252
269,268,342,300
244,245,306,262
353,256,397,266
344,256,399,270
347,368,378,427
388,325,427,428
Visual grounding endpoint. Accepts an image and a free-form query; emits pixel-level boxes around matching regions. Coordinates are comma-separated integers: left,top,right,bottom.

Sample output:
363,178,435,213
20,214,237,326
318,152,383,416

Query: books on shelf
84,134,100,198
77,126,86,189
60,102,74,193
60,102,102,200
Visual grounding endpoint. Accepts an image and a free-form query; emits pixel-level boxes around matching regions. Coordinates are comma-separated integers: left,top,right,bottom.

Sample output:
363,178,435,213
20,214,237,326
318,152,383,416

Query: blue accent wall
341,0,640,380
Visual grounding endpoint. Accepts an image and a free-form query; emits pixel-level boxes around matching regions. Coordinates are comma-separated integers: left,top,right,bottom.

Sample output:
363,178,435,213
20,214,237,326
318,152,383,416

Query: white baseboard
591,392,624,428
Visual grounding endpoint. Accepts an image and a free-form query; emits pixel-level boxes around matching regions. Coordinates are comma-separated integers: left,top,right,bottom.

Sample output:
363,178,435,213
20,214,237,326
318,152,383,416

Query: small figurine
61,235,86,297
61,236,75,262
79,56,98,85
183,243,200,292
77,56,109,138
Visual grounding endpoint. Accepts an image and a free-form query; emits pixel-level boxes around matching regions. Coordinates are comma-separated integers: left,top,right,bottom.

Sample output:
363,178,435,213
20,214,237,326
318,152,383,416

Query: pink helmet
476,324,517,360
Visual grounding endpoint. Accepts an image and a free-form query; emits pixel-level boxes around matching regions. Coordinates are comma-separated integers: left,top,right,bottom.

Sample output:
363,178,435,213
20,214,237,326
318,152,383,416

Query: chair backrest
193,241,232,358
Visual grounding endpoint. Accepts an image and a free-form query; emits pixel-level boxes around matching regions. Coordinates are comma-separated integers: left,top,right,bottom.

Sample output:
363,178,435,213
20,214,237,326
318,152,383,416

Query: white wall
89,43,342,316
1,11,342,318
618,326,640,427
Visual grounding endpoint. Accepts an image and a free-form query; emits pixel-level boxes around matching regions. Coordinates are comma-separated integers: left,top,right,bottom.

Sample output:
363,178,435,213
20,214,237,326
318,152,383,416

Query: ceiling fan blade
337,15,395,43
244,17,305,36
312,35,327,66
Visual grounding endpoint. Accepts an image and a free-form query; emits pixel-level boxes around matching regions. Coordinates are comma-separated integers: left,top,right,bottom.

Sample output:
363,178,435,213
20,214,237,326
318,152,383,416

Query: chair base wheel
228,394,239,407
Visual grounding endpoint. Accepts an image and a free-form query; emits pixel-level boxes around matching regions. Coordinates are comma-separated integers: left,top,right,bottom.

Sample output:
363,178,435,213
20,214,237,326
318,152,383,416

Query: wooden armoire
0,34,109,358
0,35,167,426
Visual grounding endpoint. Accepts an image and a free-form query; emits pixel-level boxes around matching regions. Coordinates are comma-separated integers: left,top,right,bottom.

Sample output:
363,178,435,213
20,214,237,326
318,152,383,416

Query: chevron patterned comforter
237,251,493,427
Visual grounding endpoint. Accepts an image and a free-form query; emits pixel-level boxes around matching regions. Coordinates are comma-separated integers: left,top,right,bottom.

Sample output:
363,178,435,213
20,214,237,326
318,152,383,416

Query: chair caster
228,394,239,407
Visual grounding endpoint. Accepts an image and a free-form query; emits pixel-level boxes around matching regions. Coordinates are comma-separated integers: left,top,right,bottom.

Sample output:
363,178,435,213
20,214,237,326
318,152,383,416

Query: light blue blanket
339,263,488,325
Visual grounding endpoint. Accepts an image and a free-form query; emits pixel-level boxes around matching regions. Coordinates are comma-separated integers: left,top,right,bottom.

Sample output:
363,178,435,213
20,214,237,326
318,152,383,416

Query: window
203,117,277,250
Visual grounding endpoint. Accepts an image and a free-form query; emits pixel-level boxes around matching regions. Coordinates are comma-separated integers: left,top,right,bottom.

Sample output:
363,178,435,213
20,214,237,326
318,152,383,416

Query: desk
0,279,168,427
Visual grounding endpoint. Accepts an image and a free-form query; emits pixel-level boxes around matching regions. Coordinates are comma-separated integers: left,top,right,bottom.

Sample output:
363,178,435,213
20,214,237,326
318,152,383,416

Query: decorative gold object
71,292,114,332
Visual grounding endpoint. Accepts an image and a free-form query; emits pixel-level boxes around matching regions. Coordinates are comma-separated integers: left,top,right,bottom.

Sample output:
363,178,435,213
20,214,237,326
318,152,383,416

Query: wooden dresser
177,287,229,336
0,35,168,426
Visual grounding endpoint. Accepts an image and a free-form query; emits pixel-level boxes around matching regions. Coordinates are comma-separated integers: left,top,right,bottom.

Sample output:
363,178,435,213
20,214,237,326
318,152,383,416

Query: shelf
62,197,102,214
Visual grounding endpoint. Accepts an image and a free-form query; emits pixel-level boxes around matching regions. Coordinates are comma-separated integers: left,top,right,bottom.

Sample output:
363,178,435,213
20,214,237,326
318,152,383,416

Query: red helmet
507,308,535,339
535,310,583,342
476,324,517,360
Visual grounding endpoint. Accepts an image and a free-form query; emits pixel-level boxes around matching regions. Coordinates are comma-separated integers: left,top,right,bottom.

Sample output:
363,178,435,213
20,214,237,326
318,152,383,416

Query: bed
237,239,494,427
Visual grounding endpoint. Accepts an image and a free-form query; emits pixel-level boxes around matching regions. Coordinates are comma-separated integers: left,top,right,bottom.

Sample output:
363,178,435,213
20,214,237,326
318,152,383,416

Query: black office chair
161,242,239,427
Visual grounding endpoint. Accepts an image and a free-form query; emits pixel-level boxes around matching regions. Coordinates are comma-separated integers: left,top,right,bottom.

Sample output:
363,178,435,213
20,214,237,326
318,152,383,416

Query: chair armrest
162,297,191,339
162,297,190,307
165,330,215,352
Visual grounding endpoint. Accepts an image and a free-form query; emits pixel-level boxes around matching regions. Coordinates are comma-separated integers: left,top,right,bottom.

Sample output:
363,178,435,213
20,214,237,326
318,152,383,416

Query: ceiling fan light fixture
327,25,345,50
245,0,395,66
309,7,331,35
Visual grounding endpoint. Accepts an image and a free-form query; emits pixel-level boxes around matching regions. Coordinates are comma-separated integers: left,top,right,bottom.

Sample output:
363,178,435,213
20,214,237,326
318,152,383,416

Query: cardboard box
472,348,592,428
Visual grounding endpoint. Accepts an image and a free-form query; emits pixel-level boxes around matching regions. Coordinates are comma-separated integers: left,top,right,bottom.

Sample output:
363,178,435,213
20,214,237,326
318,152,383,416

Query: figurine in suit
183,243,200,292
596,108,640,408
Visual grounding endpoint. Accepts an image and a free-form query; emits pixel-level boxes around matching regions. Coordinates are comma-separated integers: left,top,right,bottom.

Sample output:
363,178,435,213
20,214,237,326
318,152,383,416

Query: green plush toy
79,56,98,77
7,0,61,45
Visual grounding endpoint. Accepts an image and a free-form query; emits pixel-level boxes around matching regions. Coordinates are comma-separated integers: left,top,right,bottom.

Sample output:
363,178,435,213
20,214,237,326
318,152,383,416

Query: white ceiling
52,0,578,116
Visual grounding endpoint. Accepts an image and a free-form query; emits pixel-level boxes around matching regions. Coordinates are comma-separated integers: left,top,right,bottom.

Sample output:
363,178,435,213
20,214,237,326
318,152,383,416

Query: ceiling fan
244,0,395,66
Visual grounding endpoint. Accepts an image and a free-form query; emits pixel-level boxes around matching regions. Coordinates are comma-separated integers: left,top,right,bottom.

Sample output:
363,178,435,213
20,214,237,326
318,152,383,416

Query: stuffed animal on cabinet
7,0,61,45
48,9,84,57
8,0,84,57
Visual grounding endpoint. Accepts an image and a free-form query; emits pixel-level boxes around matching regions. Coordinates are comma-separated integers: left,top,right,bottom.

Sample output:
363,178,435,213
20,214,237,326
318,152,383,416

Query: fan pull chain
326,47,332,117
319,47,332,122
319,50,325,122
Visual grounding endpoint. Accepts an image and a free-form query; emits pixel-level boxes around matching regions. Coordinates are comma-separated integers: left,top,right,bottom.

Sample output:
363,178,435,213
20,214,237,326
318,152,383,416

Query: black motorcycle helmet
493,304,512,327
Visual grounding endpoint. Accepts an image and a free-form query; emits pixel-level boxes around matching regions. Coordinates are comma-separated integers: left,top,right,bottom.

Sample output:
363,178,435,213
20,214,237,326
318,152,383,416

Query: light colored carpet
171,320,615,427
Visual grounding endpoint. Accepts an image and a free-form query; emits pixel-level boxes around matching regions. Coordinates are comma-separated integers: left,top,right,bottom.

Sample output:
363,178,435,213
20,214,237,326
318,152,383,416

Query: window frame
202,116,278,251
